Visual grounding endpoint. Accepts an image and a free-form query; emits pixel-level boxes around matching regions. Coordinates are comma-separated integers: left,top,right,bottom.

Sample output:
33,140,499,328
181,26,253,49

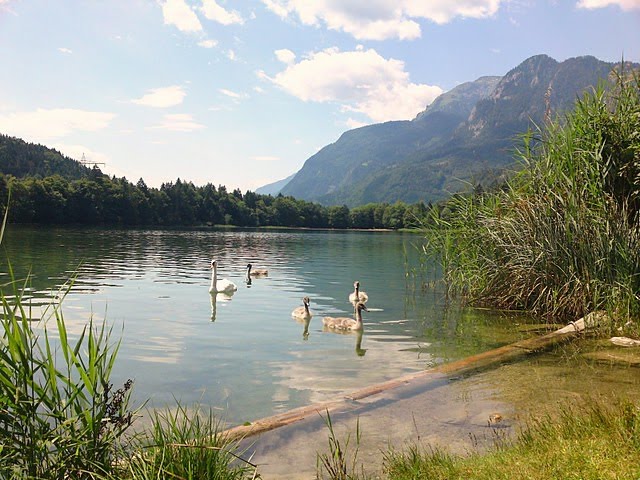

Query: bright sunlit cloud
58,47,73,54
219,88,249,100
198,39,218,48
275,48,296,64
261,47,443,122
132,86,187,108
261,0,503,40
160,0,203,33
148,113,205,132
577,0,640,9
0,108,116,140
201,0,244,25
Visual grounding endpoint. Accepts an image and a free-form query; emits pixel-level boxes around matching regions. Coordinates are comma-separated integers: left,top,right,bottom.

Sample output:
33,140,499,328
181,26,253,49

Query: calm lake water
1,225,534,426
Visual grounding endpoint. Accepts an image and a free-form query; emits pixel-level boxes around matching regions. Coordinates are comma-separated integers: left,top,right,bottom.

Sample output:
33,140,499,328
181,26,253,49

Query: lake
0,225,534,426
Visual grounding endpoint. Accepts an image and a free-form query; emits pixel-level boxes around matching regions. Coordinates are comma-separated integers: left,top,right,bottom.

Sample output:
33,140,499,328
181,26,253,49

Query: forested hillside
0,171,432,230
0,134,94,180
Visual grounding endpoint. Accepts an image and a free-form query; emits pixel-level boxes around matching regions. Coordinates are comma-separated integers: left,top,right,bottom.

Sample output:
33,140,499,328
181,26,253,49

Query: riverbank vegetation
0,152,431,230
424,66,640,325
383,399,640,480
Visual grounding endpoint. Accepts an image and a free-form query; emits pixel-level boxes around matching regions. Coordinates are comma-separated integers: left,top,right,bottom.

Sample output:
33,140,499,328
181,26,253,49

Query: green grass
383,399,640,480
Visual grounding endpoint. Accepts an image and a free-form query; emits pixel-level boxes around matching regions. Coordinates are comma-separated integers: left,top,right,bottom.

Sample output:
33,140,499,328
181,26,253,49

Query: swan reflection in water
322,302,368,356
209,291,234,322
292,296,313,340
322,325,367,357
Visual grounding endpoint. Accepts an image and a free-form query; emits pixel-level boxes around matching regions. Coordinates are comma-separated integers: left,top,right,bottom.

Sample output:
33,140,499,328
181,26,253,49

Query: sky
0,1,639,192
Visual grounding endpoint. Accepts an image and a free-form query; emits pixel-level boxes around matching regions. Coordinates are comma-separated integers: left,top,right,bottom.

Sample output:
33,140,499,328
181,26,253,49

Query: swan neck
210,265,217,288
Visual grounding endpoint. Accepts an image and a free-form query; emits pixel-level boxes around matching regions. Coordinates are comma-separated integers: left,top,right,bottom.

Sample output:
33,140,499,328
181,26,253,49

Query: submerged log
223,312,602,441
610,336,640,347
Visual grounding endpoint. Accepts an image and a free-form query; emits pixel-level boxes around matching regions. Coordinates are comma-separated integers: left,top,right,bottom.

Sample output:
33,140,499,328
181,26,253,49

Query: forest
0,170,433,230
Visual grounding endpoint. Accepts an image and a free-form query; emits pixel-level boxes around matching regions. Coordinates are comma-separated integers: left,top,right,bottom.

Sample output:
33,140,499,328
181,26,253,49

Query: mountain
280,55,629,206
0,134,96,179
255,172,296,195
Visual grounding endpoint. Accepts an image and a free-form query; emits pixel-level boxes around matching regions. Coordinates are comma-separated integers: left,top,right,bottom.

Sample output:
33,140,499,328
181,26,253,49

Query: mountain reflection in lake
0,226,535,426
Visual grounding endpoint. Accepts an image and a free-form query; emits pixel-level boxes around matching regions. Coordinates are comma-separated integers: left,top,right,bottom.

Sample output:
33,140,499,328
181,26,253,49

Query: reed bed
424,66,640,324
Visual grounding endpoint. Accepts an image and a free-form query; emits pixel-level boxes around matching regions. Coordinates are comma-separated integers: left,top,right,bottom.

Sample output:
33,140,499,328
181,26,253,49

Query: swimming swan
247,263,268,276
348,281,368,304
292,297,313,340
292,296,313,320
209,260,238,294
323,302,368,331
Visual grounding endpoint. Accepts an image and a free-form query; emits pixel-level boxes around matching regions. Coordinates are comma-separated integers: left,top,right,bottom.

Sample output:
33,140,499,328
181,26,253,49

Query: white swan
247,263,268,277
292,296,313,321
323,302,368,331
348,281,368,304
209,260,238,294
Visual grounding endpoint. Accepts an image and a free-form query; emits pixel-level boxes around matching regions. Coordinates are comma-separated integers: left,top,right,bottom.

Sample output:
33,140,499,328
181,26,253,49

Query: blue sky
0,0,638,192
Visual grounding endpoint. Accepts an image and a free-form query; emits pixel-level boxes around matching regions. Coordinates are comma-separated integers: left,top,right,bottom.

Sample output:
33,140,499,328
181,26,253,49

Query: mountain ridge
277,54,633,206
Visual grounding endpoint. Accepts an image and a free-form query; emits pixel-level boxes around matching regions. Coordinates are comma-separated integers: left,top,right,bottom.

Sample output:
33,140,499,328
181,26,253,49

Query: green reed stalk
124,403,257,480
316,412,366,480
424,64,640,324
0,283,135,478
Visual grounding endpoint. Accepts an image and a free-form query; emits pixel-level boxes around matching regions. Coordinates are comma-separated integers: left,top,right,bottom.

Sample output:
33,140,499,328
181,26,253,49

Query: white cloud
253,86,265,93
344,118,369,129
58,47,73,54
227,49,236,60
132,85,186,108
576,0,640,9
261,47,443,122
219,88,248,100
0,108,116,140
149,113,205,132
160,0,203,33
198,39,218,48
275,48,296,64
261,0,503,40
201,0,244,25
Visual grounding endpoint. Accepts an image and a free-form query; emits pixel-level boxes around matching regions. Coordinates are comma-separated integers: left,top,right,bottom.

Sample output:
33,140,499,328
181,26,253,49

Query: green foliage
425,65,640,321
0,134,94,180
317,412,367,480
124,403,257,480
0,271,135,478
0,172,435,230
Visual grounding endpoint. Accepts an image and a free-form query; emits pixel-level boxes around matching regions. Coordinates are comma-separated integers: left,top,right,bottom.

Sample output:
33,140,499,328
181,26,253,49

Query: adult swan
209,260,238,294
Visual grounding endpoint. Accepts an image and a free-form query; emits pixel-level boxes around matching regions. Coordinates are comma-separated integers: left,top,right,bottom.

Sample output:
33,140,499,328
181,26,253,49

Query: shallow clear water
1,225,533,426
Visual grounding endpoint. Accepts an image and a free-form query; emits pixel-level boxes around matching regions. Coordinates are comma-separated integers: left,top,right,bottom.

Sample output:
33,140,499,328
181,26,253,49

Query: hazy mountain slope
255,173,296,195
281,75,500,202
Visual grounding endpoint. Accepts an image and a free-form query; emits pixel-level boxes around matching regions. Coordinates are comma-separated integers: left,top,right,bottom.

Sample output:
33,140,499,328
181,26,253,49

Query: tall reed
425,64,640,322
0,235,135,477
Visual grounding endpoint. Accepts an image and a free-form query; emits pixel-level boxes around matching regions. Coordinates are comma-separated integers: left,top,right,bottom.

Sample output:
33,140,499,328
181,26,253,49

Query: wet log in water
223,312,604,441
